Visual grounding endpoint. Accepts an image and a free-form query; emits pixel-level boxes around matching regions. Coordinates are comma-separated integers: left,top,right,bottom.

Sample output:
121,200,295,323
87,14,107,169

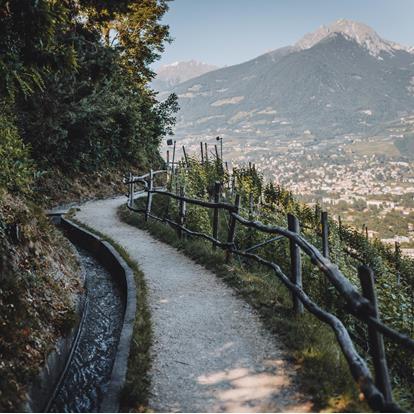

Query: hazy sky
156,0,414,68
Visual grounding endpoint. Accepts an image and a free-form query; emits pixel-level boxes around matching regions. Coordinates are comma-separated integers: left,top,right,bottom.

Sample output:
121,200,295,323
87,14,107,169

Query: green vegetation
68,217,152,412
0,1,175,410
0,194,81,411
118,199,367,412
0,0,177,199
119,155,414,411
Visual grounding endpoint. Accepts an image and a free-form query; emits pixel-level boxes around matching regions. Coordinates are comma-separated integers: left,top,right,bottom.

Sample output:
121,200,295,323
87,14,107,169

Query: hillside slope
170,21,414,139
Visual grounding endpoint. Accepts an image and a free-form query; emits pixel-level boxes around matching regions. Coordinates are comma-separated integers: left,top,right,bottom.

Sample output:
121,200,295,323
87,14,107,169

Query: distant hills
152,60,218,92
163,20,414,140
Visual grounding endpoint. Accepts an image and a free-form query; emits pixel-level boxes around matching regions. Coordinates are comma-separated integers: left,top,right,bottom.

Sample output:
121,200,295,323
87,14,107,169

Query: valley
157,20,414,254
162,114,414,254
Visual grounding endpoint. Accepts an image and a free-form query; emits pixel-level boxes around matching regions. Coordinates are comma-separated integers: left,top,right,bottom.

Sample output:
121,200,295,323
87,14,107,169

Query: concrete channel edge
60,217,137,413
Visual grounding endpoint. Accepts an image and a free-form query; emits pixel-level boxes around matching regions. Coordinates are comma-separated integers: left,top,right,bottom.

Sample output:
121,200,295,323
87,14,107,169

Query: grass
67,216,152,412
118,200,370,413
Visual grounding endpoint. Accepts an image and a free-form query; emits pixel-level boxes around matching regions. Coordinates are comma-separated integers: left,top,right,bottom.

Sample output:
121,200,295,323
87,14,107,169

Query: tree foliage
0,0,177,193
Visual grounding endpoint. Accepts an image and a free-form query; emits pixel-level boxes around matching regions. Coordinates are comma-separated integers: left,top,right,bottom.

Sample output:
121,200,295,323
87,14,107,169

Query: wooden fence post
178,186,186,240
171,140,176,175
205,142,208,163
200,142,204,164
288,214,304,315
247,193,255,248
128,172,133,207
182,145,189,168
321,211,329,259
231,175,236,195
145,169,154,222
226,194,240,262
212,181,221,250
358,266,393,404
214,144,220,161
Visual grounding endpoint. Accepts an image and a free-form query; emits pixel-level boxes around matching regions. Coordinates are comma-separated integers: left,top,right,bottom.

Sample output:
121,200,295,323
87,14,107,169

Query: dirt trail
74,196,312,413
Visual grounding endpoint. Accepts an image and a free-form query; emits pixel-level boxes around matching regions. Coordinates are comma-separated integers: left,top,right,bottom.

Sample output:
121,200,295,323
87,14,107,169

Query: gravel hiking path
74,196,312,413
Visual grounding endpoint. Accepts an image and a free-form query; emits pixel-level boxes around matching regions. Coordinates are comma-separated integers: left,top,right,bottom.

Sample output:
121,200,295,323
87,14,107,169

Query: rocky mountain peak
295,19,412,57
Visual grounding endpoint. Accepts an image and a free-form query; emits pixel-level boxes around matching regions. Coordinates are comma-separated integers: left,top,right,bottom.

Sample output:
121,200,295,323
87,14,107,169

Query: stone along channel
49,247,123,412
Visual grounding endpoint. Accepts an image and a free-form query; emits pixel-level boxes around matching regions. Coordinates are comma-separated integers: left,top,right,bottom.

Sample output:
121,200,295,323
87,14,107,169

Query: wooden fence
125,169,413,413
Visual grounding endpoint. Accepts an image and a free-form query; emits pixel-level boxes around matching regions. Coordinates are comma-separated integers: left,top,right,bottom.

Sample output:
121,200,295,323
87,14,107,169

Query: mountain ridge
152,60,219,92
294,19,412,57
166,20,414,140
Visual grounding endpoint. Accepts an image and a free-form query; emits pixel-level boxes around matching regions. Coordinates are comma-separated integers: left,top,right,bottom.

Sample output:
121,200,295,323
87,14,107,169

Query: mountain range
152,60,218,92
160,19,414,140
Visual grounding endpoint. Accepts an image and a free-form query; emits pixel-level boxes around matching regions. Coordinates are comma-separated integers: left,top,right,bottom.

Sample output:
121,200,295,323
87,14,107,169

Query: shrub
0,109,33,194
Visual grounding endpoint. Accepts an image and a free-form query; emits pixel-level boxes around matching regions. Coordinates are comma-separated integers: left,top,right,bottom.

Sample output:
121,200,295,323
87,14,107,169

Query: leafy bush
0,109,33,194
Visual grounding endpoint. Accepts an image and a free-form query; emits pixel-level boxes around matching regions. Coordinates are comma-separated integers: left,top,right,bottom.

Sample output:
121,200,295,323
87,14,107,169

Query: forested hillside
0,0,177,202
0,1,176,410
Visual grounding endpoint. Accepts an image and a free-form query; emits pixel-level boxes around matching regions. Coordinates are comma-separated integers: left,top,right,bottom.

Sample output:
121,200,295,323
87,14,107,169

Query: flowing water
49,248,123,412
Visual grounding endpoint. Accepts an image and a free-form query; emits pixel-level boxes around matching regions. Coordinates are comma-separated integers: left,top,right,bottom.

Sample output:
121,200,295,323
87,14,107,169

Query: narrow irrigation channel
47,246,123,413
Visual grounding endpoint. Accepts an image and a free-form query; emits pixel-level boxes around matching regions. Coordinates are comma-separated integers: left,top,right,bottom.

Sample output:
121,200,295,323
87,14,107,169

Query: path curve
74,196,312,413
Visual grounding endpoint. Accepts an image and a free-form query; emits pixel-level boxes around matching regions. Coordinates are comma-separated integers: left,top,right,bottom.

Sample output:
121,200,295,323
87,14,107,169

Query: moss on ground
118,201,370,413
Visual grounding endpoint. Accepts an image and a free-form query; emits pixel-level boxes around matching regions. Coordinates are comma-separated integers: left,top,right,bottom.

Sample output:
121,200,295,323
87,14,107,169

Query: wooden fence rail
125,169,413,413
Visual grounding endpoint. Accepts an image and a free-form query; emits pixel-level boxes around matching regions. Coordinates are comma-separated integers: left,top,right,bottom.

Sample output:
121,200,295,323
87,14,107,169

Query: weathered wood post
214,144,220,161
358,266,393,404
205,142,208,163
288,214,304,315
166,150,171,188
247,193,255,249
212,181,221,250
178,185,186,240
321,211,329,259
200,142,204,164
128,172,133,207
182,145,189,168
145,169,154,222
226,194,241,263
249,193,254,215
231,175,236,195
172,140,176,175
